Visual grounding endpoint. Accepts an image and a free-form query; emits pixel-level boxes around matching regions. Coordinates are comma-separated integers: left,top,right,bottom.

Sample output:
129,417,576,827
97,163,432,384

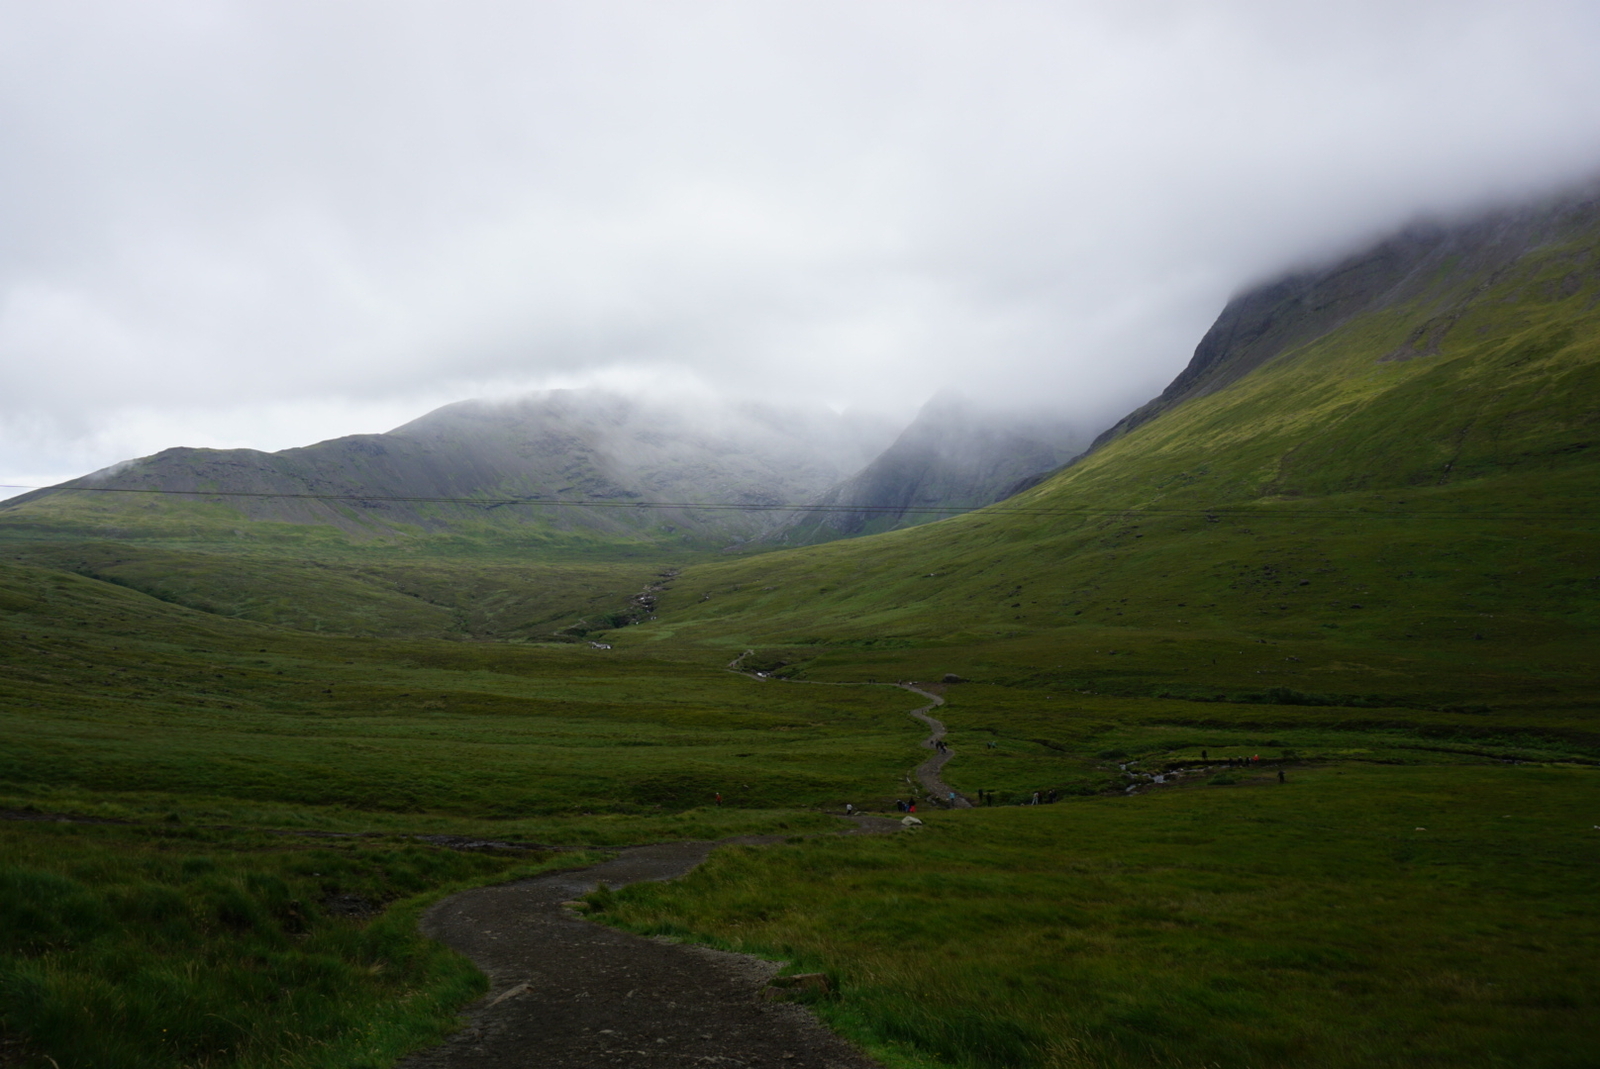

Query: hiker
1031,791,1040,806
846,803,854,815
1277,770,1285,783
1048,789,1058,804
714,792,722,806
908,801,916,813
1202,749,1208,759
948,791,956,806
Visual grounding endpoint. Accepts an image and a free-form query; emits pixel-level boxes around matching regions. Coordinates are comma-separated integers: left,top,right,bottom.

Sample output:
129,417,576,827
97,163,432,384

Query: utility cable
0,483,1590,519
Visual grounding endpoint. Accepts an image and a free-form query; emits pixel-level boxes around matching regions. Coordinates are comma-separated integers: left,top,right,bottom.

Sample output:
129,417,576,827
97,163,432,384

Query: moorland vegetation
2,189,1598,1068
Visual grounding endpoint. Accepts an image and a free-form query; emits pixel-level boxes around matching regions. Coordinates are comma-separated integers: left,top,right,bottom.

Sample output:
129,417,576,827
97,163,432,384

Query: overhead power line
0,483,1590,519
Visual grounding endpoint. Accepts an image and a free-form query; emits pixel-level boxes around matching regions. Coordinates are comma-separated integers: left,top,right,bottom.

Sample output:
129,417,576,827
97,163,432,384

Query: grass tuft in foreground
589,763,1600,1069
0,821,593,1069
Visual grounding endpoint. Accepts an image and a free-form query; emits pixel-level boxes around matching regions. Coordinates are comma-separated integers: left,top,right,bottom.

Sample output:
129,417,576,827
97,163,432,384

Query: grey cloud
4,0,1600,490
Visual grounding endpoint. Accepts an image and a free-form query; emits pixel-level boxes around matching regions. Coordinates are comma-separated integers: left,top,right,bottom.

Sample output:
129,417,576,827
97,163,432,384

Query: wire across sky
0,483,1590,519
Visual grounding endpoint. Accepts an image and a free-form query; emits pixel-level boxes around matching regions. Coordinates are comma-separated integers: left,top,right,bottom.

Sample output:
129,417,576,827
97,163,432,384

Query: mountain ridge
1,390,898,547
1083,180,1600,459
615,181,1600,713
779,393,1088,544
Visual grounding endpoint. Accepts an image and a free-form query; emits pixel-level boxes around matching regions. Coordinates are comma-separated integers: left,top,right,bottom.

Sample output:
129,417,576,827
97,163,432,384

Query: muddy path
398,834,889,1069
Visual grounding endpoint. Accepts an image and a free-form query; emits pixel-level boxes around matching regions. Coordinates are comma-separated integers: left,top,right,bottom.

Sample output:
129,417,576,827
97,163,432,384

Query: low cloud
5,0,1600,488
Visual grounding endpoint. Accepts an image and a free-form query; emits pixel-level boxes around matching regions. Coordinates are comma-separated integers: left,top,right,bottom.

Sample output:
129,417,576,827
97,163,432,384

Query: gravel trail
900,686,972,808
397,666,954,1067
397,837,886,1069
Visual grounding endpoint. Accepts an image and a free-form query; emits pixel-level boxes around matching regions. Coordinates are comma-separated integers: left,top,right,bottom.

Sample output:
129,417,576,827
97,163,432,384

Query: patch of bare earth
398,837,883,1069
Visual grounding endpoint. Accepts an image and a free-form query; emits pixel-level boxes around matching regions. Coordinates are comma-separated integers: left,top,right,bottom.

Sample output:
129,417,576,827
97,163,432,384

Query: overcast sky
5,0,1600,495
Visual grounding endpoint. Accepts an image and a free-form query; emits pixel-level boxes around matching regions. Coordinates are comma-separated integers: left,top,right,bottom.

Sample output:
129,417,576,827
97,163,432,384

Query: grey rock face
782,393,1089,542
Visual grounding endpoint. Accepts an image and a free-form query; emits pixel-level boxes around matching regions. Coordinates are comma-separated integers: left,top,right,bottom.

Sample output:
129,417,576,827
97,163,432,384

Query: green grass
0,552,930,1065
607,222,1600,723
589,763,1600,1069
558,220,1600,1068
0,560,925,836
0,820,595,1069
1,213,1597,1067
1,539,675,640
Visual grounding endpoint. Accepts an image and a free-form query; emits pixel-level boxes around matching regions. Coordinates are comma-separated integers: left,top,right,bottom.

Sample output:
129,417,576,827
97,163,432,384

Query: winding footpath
899,685,972,809
397,663,963,1067
727,653,972,809
398,839,886,1069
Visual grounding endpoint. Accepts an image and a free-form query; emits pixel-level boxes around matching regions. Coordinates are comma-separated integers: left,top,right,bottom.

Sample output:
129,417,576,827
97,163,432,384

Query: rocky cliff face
781,394,1088,543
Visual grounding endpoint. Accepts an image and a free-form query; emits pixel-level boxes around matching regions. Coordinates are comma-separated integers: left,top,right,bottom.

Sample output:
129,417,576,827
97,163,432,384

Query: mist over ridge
6,2,1600,489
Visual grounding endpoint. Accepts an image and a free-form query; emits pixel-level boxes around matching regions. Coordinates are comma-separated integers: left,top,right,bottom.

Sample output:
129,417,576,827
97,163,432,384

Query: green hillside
0,558,922,834
617,194,1600,724
2,539,673,640
3,192,1599,1069
0,389,891,549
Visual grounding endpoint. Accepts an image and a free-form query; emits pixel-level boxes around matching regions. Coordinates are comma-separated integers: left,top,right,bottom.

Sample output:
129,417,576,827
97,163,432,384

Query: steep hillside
781,394,1087,543
621,186,1600,718
0,390,895,549
1087,182,1600,453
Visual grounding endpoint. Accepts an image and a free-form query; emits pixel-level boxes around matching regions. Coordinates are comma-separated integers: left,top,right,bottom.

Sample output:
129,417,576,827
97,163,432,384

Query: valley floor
1,537,1596,1069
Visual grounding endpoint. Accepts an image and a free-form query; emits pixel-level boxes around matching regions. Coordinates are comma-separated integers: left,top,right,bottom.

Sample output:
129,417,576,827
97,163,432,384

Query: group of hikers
975,788,1059,806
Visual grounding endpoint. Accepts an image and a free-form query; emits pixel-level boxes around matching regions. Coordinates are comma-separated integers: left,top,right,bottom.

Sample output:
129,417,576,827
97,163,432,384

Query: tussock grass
592,764,1600,1068
0,821,594,1068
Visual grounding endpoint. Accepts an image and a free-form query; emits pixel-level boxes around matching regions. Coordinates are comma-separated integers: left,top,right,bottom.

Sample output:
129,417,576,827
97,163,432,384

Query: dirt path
725,653,971,809
395,666,952,1066
899,686,972,809
397,837,886,1069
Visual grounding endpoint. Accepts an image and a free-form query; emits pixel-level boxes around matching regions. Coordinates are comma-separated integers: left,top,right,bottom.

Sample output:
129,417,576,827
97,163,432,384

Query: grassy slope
2,539,674,639
0,557,923,1067
559,216,1600,1069
2,215,1598,1068
621,220,1600,720
0,560,923,836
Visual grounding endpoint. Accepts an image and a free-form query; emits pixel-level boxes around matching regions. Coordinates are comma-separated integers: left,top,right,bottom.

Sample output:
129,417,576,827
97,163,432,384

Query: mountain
1084,184,1600,457
0,390,898,548
632,182,1600,715
781,394,1088,543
